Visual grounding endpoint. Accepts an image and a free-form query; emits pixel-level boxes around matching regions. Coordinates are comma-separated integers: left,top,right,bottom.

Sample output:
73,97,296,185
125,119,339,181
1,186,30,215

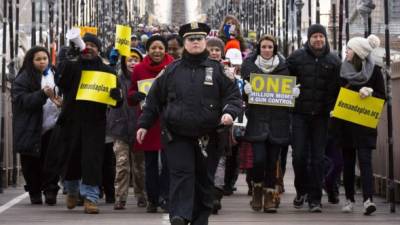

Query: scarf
340,55,375,85
255,55,280,74
182,49,209,67
142,53,174,74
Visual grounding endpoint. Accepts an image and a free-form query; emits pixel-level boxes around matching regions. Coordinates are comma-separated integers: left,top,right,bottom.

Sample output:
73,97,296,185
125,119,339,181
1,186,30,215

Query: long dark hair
350,53,363,72
19,46,50,76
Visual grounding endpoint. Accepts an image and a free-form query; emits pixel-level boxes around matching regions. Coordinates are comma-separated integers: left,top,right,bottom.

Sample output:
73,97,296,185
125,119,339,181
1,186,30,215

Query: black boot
44,191,57,205
29,193,43,205
212,187,224,214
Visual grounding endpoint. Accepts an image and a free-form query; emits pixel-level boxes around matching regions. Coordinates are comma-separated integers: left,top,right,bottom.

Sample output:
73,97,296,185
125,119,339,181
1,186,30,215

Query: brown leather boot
250,182,263,211
263,188,277,213
66,194,78,209
84,199,99,214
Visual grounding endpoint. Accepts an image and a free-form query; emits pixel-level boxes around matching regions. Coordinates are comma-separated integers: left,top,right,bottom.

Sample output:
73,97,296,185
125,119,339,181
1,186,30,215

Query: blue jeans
64,180,100,203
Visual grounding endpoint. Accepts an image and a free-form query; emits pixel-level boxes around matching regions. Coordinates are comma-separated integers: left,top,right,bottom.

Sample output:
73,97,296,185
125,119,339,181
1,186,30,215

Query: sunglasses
187,35,205,42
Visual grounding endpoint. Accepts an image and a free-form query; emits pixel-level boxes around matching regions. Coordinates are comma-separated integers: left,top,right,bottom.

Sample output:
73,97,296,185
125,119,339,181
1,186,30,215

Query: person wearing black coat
50,33,123,214
337,34,385,215
241,35,293,213
136,22,242,225
11,46,60,205
287,24,341,212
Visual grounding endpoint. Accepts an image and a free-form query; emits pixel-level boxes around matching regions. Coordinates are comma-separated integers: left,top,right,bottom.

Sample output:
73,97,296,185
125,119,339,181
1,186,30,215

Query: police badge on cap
179,22,211,38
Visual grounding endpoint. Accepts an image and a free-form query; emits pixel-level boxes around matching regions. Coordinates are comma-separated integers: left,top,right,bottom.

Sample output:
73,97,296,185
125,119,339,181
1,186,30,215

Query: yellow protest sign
248,73,296,107
138,78,155,95
248,31,257,41
115,25,131,56
76,71,117,106
332,88,385,128
79,26,98,36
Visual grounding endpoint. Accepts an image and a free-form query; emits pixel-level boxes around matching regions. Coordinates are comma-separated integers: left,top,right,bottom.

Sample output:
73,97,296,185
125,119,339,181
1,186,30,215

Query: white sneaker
342,200,354,213
363,198,376,215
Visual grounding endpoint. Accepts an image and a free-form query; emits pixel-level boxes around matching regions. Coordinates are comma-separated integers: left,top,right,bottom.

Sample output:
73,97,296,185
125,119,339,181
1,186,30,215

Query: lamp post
80,0,84,26
357,0,375,37
295,0,304,48
383,0,395,214
0,0,8,194
316,0,320,24
338,0,343,58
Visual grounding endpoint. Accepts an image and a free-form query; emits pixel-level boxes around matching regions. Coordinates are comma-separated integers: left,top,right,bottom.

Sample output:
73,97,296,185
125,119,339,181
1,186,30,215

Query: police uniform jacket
138,51,242,138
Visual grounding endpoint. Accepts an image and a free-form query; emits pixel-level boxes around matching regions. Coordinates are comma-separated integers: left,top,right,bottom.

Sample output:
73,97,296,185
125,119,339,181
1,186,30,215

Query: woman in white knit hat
337,34,385,215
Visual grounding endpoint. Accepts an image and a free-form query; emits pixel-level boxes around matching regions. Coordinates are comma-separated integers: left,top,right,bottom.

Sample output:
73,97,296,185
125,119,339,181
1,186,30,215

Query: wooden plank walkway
0,162,399,225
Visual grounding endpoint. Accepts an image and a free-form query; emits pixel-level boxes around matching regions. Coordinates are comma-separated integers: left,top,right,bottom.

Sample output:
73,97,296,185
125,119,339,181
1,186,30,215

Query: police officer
136,22,242,225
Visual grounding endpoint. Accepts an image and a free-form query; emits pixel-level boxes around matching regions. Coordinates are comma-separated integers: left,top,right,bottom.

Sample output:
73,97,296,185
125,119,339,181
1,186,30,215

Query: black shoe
137,196,147,208
29,193,43,204
146,202,158,213
159,199,169,213
105,196,115,204
293,194,306,209
77,195,84,206
44,192,57,205
327,193,339,204
309,203,322,213
170,216,187,225
223,187,234,196
212,199,221,214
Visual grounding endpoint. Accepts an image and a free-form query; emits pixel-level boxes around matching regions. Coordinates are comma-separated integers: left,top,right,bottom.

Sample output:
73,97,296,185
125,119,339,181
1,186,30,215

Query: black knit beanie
307,24,327,40
145,35,168,52
82,33,102,51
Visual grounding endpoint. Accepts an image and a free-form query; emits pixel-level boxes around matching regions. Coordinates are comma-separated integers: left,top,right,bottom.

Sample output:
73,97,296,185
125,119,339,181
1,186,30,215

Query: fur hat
347,34,380,59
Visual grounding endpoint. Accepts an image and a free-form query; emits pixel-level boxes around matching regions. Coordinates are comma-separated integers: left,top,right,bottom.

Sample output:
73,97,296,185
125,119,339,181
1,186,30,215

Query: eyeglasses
187,35,205,42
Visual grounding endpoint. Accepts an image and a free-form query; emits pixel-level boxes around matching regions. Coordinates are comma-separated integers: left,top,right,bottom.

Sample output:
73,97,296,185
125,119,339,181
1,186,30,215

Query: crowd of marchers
11,14,385,225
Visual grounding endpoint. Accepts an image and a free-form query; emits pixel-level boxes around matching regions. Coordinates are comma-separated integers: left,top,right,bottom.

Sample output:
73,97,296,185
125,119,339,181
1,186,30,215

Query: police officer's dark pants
20,130,59,197
292,114,328,204
166,135,218,225
342,147,374,202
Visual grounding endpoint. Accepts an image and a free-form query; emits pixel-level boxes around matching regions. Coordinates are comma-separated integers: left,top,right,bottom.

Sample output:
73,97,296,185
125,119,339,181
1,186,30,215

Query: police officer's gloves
359,87,373,99
244,80,252,95
292,84,301,98
110,88,123,101
131,91,147,103
109,48,120,66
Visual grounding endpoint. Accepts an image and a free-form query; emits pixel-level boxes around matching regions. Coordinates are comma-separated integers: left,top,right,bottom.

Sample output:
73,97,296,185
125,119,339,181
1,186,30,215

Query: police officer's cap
179,22,211,38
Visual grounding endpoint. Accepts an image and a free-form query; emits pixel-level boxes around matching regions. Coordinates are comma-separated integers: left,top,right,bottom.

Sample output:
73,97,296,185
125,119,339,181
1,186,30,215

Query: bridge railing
375,61,400,202
1,81,22,189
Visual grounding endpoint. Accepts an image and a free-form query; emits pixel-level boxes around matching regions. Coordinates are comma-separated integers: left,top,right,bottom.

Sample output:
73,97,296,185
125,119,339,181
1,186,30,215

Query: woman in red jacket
128,35,174,213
